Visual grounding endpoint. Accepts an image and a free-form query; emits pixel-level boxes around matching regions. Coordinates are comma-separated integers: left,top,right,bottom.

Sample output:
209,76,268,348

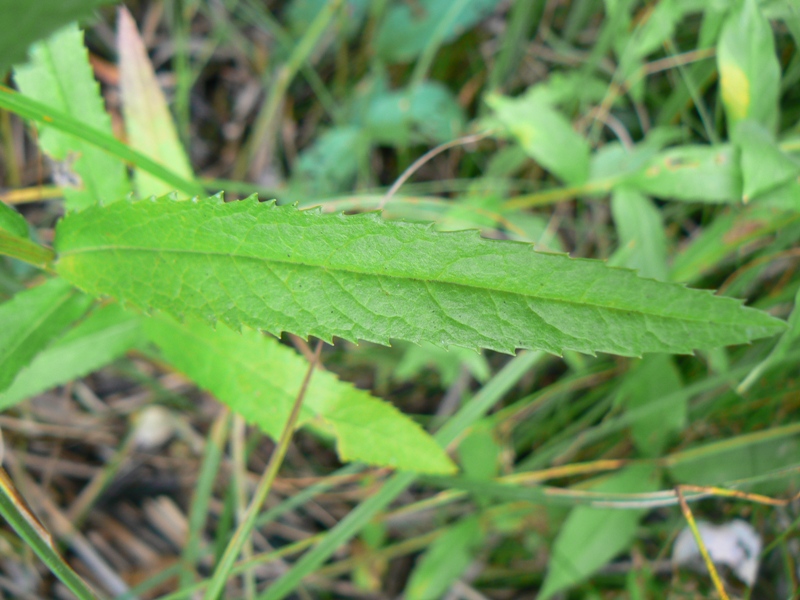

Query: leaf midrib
58,244,737,325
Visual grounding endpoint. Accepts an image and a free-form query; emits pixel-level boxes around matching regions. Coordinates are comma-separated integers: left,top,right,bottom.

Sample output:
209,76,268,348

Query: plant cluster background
0,0,799,598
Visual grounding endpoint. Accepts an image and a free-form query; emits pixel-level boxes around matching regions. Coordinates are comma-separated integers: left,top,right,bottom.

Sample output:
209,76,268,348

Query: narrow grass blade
0,468,100,599
0,86,203,198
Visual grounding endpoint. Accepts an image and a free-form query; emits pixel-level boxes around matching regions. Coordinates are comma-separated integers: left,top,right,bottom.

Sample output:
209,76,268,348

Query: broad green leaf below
144,315,456,474
0,278,93,393
0,303,143,410
54,196,786,357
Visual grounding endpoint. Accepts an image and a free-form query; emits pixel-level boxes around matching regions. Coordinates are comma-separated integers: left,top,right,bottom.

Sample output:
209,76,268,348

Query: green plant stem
203,341,324,600
238,0,344,178
0,468,101,600
179,407,231,589
0,229,54,268
0,86,203,197
259,350,544,600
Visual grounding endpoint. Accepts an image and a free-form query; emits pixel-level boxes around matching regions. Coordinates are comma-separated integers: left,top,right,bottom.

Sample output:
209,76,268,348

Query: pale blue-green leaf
0,278,93,393
365,81,465,147
538,464,659,600
404,515,484,600
375,0,501,63
0,304,143,410
487,90,590,185
290,126,368,199
622,145,741,203
144,315,456,473
13,23,131,211
53,197,787,357
610,188,668,281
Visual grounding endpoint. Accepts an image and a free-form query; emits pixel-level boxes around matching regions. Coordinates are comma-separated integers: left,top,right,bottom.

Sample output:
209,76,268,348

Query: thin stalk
676,487,730,600
259,350,544,600
238,0,344,178
0,467,101,600
0,229,54,269
203,341,324,600
179,407,231,589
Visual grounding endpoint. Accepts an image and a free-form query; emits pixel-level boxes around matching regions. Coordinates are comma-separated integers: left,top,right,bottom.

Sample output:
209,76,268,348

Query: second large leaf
54,196,784,356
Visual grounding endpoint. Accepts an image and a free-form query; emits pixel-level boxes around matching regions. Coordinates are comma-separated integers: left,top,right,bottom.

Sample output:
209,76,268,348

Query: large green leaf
0,303,143,410
0,0,117,76
53,196,785,357
13,23,131,211
144,315,456,474
0,278,93,393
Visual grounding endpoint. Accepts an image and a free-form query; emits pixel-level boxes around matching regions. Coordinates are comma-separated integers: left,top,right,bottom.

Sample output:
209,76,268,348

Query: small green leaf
0,278,93,393
735,120,800,202
538,464,659,600
54,196,786,357
0,0,117,76
487,90,590,185
395,342,490,386
610,188,668,281
622,145,741,203
144,315,457,474
404,516,484,600
13,23,131,211
118,7,195,198
291,126,368,199
0,202,29,239
717,0,780,133
0,304,143,410
375,0,501,64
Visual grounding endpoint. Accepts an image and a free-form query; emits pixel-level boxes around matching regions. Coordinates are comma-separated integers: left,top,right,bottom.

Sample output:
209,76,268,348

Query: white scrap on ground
672,519,762,586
